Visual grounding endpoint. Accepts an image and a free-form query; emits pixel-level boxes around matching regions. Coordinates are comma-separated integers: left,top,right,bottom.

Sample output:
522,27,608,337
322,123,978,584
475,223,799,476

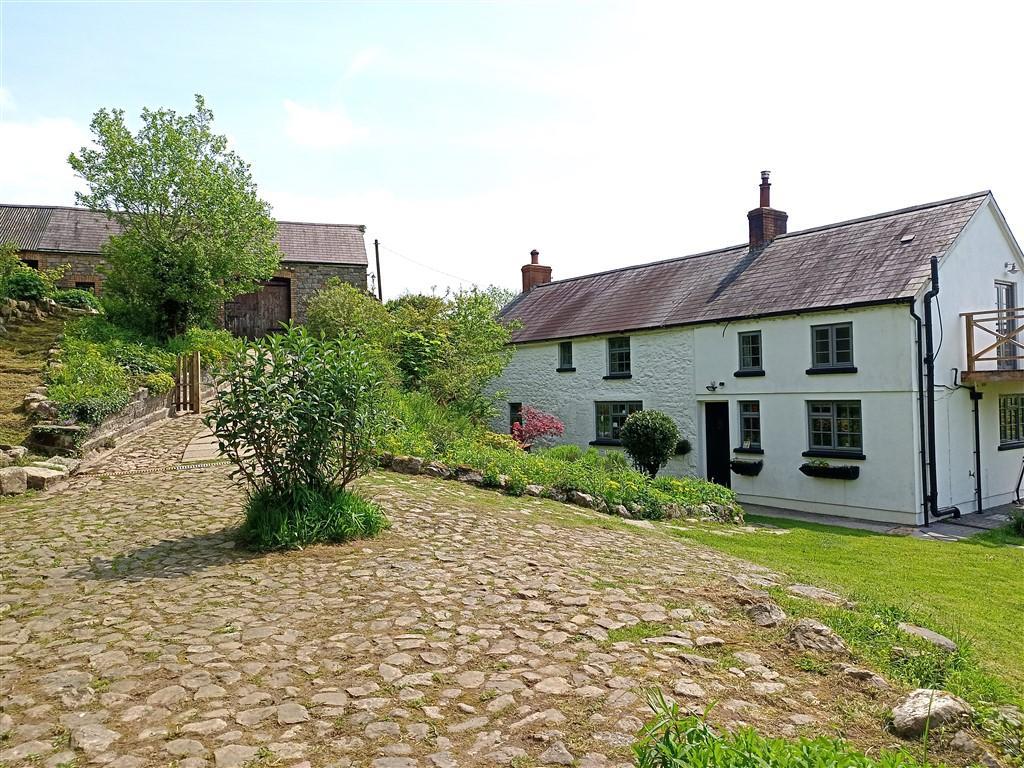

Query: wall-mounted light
705,381,725,392
1005,261,1020,275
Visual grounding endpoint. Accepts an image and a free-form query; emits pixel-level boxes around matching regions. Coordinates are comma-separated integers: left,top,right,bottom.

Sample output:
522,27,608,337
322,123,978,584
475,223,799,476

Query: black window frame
998,394,1024,449
509,402,523,435
75,281,96,293
737,401,762,451
807,322,857,374
804,400,865,458
593,400,642,443
557,341,575,372
736,330,764,376
606,336,632,378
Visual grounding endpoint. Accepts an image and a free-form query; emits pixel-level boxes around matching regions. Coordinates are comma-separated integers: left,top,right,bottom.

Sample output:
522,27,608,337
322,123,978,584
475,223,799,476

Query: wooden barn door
224,277,292,339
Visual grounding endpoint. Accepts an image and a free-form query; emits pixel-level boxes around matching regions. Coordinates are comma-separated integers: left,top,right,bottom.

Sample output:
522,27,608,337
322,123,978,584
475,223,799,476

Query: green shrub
51,288,102,310
165,327,241,363
241,484,389,551
138,371,175,394
542,444,583,463
634,691,934,768
1011,509,1024,537
207,326,393,549
46,341,133,424
620,410,680,477
383,390,484,459
4,268,48,301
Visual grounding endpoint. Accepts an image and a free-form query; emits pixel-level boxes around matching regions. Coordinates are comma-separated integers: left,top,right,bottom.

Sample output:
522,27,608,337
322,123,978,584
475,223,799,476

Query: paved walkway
1,417,918,767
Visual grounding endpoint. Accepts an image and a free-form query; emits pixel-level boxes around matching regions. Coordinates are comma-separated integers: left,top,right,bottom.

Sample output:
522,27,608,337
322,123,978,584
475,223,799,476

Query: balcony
961,307,1024,383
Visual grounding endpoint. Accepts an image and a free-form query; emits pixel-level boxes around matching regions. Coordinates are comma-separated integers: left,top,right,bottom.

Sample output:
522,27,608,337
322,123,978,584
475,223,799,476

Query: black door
705,402,731,488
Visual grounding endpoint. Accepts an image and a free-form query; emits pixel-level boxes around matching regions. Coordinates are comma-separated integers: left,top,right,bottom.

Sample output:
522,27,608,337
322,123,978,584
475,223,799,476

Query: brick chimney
521,249,552,292
747,171,788,249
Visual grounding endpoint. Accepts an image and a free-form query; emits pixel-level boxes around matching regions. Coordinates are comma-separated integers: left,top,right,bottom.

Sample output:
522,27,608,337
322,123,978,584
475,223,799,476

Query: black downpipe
909,299,930,526
922,256,941,526
970,388,984,513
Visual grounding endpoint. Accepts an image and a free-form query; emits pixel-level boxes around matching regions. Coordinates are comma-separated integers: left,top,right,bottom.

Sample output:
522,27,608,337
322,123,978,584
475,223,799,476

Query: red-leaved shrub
512,405,565,447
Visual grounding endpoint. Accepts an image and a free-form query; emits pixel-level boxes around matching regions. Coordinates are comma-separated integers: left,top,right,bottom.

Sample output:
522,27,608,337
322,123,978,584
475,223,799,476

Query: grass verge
665,514,1024,700
0,316,65,444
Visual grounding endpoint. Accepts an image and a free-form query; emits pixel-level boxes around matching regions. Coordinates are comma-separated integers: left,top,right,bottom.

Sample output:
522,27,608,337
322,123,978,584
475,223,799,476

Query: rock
391,455,423,475
165,738,207,757
0,741,52,762
840,665,888,688
147,684,188,706
745,602,786,627
679,653,718,668
695,635,725,647
455,671,486,688
949,729,982,757
673,680,706,697
422,461,453,479
277,702,310,724
897,623,958,652
524,484,544,497
0,466,27,495
455,466,484,484
787,584,854,607
214,744,259,767
538,741,575,765
612,504,631,518
22,465,67,490
786,619,847,654
535,676,572,694
891,689,973,737
567,490,597,508
70,723,121,754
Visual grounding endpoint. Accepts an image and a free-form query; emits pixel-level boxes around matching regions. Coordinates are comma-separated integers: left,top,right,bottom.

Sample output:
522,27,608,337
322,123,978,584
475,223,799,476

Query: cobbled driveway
1,416,898,768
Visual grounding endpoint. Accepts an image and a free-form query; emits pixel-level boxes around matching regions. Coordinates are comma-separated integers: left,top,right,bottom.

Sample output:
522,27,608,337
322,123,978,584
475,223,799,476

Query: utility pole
374,239,383,301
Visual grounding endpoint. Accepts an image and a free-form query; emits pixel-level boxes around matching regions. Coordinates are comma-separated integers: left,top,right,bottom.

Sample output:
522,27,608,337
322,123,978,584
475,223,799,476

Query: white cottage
494,175,1024,527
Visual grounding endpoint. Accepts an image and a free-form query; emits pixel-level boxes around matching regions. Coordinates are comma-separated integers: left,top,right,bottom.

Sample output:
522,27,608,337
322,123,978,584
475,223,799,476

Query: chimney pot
748,171,787,249
521,249,552,292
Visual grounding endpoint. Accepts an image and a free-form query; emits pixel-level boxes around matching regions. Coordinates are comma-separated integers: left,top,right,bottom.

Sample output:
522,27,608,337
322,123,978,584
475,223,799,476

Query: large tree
69,95,280,338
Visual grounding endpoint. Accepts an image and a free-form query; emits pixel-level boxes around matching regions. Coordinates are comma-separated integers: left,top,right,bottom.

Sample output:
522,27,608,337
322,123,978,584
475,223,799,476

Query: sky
1,0,1022,299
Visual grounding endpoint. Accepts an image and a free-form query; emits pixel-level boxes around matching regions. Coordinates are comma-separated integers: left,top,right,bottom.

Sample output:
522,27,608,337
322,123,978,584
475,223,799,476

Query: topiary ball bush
620,409,680,477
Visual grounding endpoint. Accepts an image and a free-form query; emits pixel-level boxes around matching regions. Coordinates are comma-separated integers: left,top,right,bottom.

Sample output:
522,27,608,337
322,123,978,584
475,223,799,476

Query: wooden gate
224,277,292,339
175,351,202,414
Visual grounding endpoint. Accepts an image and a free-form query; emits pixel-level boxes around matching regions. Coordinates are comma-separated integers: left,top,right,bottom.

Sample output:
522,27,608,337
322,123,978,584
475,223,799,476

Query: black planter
730,459,763,477
799,463,860,480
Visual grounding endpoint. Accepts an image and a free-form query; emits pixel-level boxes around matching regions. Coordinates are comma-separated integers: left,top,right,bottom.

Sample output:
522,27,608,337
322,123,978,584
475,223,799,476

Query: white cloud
282,99,365,149
0,114,89,204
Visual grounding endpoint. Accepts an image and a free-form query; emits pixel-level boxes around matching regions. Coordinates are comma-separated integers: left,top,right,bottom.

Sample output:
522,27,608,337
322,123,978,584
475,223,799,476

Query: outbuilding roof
502,191,990,343
0,204,368,266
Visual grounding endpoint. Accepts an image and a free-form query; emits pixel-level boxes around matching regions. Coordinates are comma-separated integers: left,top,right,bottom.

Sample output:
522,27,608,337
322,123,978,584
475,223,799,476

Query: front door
704,402,731,488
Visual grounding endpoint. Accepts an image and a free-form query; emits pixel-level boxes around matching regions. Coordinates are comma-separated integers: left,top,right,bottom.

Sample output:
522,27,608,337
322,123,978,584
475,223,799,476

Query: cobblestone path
1,417,902,767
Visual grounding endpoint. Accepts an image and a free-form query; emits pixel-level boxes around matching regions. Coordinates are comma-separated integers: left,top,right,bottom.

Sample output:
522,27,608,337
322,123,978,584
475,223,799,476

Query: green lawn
666,515,1024,699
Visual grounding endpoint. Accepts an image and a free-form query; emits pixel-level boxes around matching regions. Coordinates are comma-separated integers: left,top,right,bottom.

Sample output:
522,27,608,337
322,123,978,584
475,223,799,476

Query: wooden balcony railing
961,307,1024,382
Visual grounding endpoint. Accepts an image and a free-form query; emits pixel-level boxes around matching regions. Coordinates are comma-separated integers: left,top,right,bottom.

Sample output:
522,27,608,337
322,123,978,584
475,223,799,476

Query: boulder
524,484,544,497
897,623,958,653
786,619,847,654
422,461,453,479
787,584,855,608
390,455,423,475
567,490,597,508
612,504,631,518
455,466,484,484
745,602,786,628
891,688,972,737
0,467,28,495
23,465,68,490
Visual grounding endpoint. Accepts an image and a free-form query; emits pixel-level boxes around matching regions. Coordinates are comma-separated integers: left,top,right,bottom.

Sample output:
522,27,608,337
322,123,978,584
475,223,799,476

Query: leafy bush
46,341,132,424
512,405,565,447
620,410,680,477
207,326,393,549
51,288,102,310
634,691,933,768
1011,508,1024,537
543,444,583,463
4,268,49,301
241,484,389,551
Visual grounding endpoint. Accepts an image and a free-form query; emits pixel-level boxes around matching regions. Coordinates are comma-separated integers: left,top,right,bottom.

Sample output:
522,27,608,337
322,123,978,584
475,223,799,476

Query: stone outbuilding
0,203,369,338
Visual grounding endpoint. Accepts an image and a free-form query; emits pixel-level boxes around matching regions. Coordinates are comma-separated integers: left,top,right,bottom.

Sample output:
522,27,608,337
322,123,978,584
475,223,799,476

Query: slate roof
0,204,368,266
502,191,991,344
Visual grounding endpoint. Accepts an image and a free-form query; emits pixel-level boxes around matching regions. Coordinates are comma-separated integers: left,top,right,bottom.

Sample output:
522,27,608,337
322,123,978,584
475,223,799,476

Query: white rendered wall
929,199,1024,512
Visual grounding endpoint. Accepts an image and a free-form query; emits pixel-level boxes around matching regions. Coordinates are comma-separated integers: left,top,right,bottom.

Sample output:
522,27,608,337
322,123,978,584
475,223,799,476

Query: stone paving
2,416,912,767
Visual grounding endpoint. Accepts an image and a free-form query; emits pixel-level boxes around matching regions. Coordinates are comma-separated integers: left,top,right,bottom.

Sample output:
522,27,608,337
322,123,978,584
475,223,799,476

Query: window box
733,446,764,455
730,459,763,476
802,449,866,460
799,462,860,480
734,369,766,377
603,373,632,380
556,367,576,373
589,438,623,447
806,365,858,375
